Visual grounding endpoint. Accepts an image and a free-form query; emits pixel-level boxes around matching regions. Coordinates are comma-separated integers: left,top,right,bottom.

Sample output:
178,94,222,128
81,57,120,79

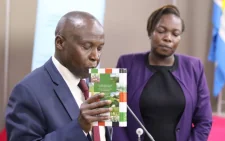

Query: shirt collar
52,56,80,86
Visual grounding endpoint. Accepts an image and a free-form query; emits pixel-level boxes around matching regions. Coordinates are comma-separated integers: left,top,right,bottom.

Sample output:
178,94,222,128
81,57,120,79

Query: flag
208,0,225,96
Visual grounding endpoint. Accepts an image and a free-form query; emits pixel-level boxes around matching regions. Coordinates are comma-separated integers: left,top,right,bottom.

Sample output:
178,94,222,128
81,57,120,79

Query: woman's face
150,14,182,58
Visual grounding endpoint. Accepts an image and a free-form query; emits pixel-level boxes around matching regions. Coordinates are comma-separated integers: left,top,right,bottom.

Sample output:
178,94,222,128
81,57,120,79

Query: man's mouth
87,66,97,69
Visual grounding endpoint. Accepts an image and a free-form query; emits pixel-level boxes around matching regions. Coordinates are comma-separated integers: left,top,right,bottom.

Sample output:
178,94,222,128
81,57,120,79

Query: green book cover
89,68,127,127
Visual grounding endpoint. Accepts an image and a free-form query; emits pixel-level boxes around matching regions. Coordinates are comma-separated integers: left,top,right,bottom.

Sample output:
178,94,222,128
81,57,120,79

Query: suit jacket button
176,128,180,132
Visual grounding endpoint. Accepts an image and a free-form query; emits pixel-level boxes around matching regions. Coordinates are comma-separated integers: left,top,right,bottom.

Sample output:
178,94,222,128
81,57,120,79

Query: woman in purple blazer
112,5,212,141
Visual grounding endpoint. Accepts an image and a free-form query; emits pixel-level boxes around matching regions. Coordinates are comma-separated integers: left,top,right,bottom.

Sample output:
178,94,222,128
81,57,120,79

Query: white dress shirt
52,56,105,141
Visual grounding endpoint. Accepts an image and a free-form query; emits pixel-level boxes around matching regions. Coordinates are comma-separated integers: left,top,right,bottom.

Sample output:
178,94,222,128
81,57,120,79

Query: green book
89,68,127,127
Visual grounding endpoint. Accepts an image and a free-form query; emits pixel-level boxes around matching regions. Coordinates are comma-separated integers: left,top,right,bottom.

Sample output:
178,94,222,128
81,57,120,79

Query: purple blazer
112,52,212,141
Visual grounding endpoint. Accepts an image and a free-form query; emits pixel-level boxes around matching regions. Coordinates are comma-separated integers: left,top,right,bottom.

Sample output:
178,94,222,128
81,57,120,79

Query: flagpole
217,92,222,116
217,91,225,116
3,0,11,113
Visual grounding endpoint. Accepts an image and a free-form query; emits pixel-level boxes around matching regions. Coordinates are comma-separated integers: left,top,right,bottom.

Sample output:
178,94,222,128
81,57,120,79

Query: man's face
150,14,182,57
60,20,104,78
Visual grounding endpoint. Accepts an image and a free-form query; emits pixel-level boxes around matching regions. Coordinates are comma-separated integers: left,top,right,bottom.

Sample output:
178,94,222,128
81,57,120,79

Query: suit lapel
44,58,79,121
54,84,80,120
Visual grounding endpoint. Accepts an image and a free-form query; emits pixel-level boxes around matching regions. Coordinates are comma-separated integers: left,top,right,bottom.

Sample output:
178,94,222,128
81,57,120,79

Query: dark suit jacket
112,52,212,141
5,59,111,141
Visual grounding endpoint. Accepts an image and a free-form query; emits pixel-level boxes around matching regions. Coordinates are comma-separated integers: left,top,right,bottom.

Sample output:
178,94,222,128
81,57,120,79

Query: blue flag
208,0,225,96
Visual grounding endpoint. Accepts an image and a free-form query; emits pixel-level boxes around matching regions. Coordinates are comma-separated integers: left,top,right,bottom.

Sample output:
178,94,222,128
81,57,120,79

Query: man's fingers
79,93,112,126
84,115,110,124
82,107,112,116
86,93,105,104
89,100,112,109
81,99,111,110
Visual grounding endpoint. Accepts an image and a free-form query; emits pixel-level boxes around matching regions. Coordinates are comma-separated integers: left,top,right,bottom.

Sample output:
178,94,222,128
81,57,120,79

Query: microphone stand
127,105,155,141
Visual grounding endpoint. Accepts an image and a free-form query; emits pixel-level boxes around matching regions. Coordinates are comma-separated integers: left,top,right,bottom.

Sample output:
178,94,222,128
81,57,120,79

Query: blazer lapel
128,52,153,102
54,84,80,120
44,58,79,121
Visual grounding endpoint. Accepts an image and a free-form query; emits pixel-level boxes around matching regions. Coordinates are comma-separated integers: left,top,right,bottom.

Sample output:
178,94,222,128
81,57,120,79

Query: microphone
127,105,155,141
136,128,143,141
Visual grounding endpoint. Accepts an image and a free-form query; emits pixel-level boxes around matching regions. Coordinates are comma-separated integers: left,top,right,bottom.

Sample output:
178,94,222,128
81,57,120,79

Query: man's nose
90,48,100,61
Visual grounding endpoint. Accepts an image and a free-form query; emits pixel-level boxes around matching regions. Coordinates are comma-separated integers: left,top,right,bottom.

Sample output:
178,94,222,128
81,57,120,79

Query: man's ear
55,35,64,50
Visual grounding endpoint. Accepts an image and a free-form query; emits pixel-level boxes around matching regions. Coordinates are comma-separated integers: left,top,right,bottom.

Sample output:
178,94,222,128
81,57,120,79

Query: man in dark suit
5,11,112,141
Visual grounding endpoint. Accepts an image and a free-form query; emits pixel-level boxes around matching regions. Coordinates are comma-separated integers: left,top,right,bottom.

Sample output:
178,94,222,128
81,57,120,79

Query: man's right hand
78,93,112,133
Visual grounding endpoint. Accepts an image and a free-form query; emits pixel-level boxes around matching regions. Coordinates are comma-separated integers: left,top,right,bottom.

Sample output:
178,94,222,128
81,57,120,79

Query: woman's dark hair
147,4,185,36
